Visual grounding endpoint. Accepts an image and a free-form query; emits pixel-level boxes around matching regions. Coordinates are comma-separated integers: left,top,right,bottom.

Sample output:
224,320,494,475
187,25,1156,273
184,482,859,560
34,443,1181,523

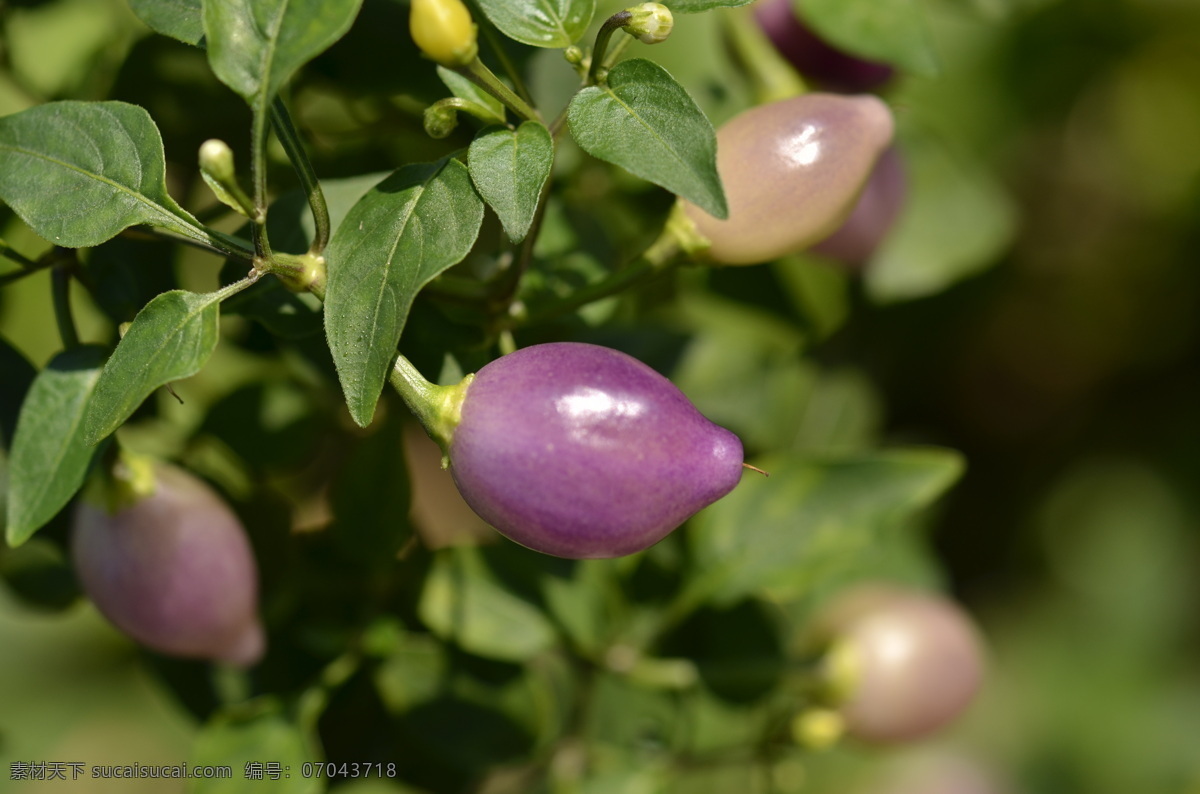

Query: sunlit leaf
473,0,594,47
798,0,938,76
568,59,727,218
129,0,204,45
83,282,249,446
0,101,202,248
324,159,484,427
468,121,554,242
5,346,107,547
204,0,362,109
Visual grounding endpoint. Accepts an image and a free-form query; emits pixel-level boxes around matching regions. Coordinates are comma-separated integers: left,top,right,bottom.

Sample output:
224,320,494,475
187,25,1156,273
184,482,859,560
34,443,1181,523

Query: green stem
599,29,634,72
0,258,55,287
387,355,474,456
476,21,535,106
271,97,331,256
724,6,806,104
588,11,633,85
428,96,506,128
50,258,79,349
0,238,37,269
456,56,541,123
249,106,273,261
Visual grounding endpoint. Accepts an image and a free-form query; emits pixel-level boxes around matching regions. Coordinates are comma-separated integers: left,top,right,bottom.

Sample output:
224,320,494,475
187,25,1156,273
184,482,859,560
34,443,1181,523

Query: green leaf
688,448,965,605
204,0,362,109
129,0,204,45
798,0,938,76
324,159,484,427
83,283,247,446
0,101,201,247
663,0,755,12
568,59,727,218
473,0,595,47
468,121,554,242
864,140,1016,302
437,66,505,121
5,346,107,547
189,710,319,794
418,546,558,662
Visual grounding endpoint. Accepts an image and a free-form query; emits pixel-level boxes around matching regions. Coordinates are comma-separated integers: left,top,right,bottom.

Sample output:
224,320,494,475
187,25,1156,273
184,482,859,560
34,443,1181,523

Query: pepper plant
0,0,1007,791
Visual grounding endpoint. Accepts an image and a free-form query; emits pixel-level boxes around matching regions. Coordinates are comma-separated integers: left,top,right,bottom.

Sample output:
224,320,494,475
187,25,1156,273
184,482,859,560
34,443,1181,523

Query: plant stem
723,6,806,104
249,106,273,261
0,238,37,269
456,56,541,123
271,97,332,256
588,11,632,85
599,29,634,72
50,258,79,349
476,21,535,106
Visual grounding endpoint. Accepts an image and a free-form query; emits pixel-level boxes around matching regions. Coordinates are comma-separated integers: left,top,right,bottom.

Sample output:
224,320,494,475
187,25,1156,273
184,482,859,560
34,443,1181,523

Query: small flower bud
199,139,235,183
199,138,254,218
625,3,673,45
424,102,460,139
410,0,479,68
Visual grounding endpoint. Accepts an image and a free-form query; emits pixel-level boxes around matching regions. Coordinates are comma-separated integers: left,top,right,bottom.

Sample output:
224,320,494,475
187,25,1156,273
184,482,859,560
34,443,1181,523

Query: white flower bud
625,3,673,45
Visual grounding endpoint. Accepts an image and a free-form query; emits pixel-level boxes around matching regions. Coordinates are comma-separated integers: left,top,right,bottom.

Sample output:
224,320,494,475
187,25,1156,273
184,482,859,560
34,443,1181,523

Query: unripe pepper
71,463,265,666
682,93,894,265
446,343,744,559
810,145,906,265
409,0,478,68
814,584,985,743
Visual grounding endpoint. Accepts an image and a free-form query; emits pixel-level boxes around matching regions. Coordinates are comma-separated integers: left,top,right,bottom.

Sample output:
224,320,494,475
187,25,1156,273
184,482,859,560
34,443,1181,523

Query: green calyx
388,356,474,463
84,446,159,515
265,251,327,299
664,199,713,261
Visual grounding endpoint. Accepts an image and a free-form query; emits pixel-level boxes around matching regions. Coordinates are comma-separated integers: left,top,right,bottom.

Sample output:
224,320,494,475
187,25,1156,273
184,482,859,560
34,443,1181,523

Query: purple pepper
71,464,265,666
755,0,895,93
448,342,745,559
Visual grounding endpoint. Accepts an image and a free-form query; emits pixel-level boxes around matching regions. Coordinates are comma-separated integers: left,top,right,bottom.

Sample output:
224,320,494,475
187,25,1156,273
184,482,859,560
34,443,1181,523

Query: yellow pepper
409,0,479,68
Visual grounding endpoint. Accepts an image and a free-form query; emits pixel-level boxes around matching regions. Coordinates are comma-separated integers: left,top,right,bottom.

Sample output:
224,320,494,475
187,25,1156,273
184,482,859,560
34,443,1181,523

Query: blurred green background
2,0,1200,792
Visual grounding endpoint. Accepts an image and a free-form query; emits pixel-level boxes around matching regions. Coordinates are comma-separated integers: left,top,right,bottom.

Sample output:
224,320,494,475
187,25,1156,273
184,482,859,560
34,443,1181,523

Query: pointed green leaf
129,0,204,45
324,159,484,427
568,59,727,218
5,346,107,547
418,547,558,662
83,284,246,446
474,0,595,47
469,121,553,242
689,448,965,604
0,101,202,248
799,0,938,76
204,0,362,109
